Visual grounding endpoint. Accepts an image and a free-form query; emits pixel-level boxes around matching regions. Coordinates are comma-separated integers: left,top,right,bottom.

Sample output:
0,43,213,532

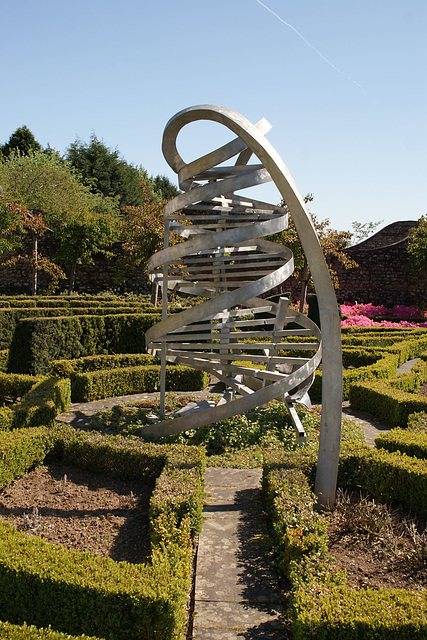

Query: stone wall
0,238,151,296
331,220,427,307
0,220,425,307
271,220,426,308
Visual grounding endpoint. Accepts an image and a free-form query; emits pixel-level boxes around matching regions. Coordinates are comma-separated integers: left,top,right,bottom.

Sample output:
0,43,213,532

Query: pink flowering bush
341,303,422,319
341,302,427,328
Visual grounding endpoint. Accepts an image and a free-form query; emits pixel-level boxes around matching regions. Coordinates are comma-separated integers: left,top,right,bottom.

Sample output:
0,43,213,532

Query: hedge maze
0,297,427,638
263,325,427,638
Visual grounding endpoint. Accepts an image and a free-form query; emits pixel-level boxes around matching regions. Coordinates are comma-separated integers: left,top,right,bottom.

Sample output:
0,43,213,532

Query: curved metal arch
146,105,342,507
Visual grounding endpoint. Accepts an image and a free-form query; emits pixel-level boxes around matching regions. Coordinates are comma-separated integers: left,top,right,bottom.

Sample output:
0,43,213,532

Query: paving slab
192,468,284,639
194,601,284,630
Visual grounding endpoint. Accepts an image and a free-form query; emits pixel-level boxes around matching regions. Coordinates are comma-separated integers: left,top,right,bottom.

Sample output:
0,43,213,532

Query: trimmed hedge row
70,364,209,402
0,621,102,640
311,347,399,401
12,377,71,429
0,372,43,402
0,376,71,431
51,353,157,376
0,425,205,640
0,426,54,489
375,427,427,459
349,358,427,427
0,348,8,371
7,313,161,375
0,307,157,351
263,448,427,639
0,295,153,308
338,442,427,517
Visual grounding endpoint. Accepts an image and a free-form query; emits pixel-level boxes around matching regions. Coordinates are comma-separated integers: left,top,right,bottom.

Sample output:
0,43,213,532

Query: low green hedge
7,313,161,375
338,442,427,517
263,448,427,639
0,406,14,430
375,427,427,459
0,426,54,489
311,347,399,401
0,426,205,640
349,358,427,427
0,621,102,640
292,585,427,639
51,353,157,376
0,372,42,402
13,377,71,429
0,307,154,351
0,348,8,371
70,364,209,402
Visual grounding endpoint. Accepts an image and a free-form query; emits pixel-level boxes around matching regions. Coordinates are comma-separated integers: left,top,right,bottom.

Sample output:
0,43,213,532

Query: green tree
66,134,179,207
56,208,121,294
350,220,383,245
407,215,427,272
66,134,147,207
0,196,66,295
0,194,24,258
0,149,120,221
150,174,180,201
1,126,41,158
0,149,120,294
274,195,357,311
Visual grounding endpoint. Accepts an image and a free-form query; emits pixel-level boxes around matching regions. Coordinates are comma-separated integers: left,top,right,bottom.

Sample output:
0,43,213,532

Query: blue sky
1,0,426,233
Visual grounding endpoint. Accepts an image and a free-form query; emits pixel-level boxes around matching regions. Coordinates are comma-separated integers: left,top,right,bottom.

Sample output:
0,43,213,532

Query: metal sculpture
145,105,342,506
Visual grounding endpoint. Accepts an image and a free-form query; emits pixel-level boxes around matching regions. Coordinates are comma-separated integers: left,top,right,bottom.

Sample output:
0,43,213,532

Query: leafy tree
0,148,120,220
66,134,179,207
0,194,24,258
1,126,41,158
0,197,66,294
121,182,165,270
150,174,180,201
350,220,383,245
66,135,148,207
56,208,121,294
407,215,427,272
274,195,357,311
0,150,120,294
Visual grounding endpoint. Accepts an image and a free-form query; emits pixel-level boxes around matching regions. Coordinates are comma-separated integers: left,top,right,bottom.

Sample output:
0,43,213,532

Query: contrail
255,0,371,97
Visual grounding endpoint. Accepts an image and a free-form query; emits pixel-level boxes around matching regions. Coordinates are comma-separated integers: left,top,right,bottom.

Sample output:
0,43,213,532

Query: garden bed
326,489,427,591
0,462,153,564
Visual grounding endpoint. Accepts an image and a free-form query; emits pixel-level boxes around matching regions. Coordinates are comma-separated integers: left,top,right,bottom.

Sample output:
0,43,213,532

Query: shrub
338,443,427,517
7,313,160,375
375,428,427,460
13,377,71,429
0,621,103,640
51,353,157,376
70,364,208,402
349,377,427,427
263,448,427,639
0,427,54,489
311,347,399,401
0,372,42,402
0,425,205,640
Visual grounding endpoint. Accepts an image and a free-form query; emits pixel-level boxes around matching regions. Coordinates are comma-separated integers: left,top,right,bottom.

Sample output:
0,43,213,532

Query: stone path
192,468,285,640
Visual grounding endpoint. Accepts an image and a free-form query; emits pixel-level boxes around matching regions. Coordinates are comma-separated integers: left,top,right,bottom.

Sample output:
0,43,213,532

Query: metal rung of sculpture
145,105,342,507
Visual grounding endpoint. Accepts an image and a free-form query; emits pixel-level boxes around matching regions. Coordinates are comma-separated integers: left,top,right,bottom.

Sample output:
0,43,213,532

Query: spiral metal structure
144,106,342,506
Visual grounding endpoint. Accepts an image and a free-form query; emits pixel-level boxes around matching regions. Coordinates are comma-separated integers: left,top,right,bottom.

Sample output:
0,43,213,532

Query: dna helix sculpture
145,105,342,506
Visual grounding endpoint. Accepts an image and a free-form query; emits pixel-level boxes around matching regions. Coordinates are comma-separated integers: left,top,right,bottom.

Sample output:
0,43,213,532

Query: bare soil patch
0,462,153,564
326,490,427,590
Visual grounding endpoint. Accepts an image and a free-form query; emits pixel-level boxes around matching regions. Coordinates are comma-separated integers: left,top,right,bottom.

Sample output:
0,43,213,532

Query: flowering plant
341,303,427,328
341,303,422,319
